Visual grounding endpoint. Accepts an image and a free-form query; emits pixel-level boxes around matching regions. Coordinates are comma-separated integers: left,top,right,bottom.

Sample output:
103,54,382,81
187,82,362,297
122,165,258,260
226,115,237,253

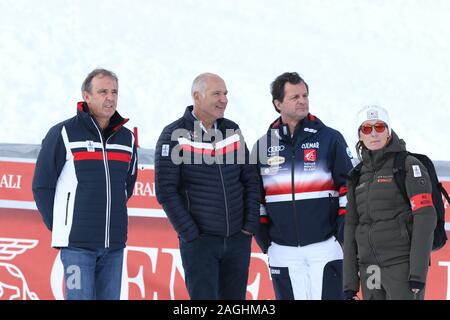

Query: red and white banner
1,157,449,300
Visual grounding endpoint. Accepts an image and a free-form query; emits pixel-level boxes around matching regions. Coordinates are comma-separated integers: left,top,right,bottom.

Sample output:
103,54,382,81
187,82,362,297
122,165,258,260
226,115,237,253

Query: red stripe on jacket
339,186,348,196
180,141,240,156
260,216,269,224
73,151,131,163
107,152,131,163
265,180,336,196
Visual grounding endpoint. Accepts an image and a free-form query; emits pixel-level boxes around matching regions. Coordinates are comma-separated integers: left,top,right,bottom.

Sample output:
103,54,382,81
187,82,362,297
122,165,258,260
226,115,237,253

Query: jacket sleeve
330,131,355,243
251,139,271,253
343,178,361,293
154,126,200,242
404,156,437,284
32,125,67,231
126,132,138,201
239,132,261,235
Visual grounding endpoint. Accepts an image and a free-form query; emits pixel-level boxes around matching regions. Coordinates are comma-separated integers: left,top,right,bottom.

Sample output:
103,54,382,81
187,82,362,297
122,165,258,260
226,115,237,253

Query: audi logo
268,145,285,153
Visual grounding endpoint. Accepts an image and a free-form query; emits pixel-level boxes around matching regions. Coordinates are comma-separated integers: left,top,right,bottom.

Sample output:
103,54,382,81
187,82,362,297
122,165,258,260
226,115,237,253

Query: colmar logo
301,142,319,149
304,149,317,162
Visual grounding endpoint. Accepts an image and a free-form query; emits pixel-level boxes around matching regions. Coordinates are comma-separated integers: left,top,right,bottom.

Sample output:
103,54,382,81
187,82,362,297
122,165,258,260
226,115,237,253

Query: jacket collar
361,130,406,169
77,101,129,133
182,105,224,133
267,113,324,142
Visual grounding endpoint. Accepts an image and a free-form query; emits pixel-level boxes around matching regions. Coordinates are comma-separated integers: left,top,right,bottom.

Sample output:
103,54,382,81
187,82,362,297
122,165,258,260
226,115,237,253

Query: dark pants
359,262,426,300
179,232,252,300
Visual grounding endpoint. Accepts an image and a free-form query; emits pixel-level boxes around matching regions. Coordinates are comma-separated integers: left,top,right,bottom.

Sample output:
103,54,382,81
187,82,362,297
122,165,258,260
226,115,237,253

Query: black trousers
179,232,252,300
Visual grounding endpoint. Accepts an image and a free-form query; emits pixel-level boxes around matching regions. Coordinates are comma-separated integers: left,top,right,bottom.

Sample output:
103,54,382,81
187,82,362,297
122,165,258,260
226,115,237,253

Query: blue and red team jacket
32,102,138,249
253,114,354,252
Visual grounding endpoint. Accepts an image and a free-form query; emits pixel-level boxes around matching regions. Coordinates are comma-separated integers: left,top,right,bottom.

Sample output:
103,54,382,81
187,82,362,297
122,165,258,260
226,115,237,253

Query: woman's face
359,120,390,151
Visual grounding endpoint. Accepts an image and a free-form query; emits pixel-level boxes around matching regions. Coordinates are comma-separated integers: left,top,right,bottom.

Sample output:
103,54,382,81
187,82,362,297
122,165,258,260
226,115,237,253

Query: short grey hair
191,73,210,98
81,68,118,95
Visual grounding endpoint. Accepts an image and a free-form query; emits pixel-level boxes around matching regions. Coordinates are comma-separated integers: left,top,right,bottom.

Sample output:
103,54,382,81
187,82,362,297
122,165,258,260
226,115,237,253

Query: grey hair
191,72,223,99
81,68,118,95
191,74,210,98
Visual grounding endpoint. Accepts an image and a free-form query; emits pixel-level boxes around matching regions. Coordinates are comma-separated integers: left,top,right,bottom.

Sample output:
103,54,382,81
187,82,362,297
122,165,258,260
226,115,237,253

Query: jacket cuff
255,224,271,254
180,229,200,243
344,290,358,300
243,222,258,236
409,281,425,290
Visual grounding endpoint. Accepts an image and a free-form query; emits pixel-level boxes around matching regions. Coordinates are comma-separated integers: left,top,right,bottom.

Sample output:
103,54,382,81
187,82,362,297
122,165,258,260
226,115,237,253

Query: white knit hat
356,105,392,136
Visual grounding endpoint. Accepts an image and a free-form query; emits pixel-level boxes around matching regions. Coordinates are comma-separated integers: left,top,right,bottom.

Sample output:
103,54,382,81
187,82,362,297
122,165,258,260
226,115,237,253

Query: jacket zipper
367,168,382,266
208,132,230,237
65,192,71,226
216,154,230,237
290,142,301,246
91,118,112,248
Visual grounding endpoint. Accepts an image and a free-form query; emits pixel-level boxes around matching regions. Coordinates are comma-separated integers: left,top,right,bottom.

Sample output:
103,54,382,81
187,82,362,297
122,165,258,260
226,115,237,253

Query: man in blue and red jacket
32,69,138,300
155,73,260,300
253,72,354,300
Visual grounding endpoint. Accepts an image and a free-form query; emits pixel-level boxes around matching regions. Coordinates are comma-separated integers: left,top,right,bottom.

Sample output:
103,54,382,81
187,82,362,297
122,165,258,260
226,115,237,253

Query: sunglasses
359,122,387,135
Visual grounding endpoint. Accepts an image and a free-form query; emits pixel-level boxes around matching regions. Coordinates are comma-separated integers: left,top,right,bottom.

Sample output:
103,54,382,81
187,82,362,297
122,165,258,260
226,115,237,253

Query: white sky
1,0,449,160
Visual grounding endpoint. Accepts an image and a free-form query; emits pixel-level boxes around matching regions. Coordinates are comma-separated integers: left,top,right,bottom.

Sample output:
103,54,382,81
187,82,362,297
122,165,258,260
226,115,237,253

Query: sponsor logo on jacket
376,175,393,183
304,149,317,162
267,156,285,166
267,145,285,155
303,149,317,171
301,142,320,149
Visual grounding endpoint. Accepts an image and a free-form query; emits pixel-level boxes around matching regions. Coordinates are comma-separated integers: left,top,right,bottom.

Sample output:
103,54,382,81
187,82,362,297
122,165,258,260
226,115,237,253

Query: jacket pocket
399,220,412,241
397,212,413,241
322,260,344,300
65,192,71,226
328,195,339,235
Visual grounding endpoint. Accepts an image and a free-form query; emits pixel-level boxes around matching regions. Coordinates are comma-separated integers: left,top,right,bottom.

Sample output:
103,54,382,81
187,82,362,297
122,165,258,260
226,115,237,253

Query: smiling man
32,68,138,300
155,73,260,300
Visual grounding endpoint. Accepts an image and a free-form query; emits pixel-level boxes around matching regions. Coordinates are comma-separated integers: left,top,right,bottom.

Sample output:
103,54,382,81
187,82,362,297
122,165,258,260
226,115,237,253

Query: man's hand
344,290,359,300
241,229,253,236
409,281,424,299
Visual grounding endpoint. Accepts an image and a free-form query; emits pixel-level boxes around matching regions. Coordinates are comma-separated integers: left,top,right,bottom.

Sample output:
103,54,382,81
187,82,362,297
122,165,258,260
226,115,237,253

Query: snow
1,0,449,160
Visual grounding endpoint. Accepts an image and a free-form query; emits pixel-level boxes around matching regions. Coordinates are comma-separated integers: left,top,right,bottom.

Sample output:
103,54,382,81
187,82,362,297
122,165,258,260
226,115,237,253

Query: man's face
194,75,228,122
276,82,309,122
83,75,118,124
